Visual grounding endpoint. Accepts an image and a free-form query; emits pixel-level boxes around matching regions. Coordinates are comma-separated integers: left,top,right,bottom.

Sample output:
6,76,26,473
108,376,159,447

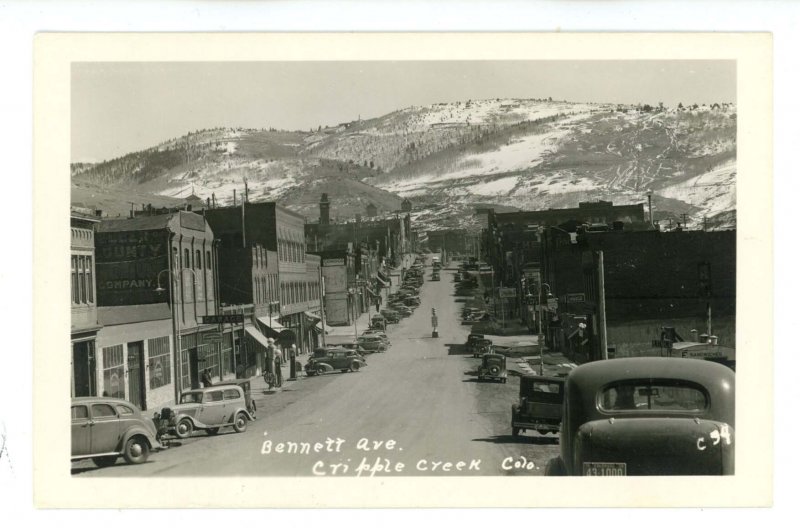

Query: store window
196,250,202,269
147,336,172,390
102,344,125,399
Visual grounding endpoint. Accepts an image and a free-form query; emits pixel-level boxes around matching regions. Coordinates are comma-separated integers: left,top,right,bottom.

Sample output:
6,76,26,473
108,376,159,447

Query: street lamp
538,283,552,375
155,267,198,399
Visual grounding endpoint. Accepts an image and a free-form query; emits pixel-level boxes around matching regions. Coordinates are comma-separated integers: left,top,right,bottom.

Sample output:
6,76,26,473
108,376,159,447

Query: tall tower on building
320,193,330,225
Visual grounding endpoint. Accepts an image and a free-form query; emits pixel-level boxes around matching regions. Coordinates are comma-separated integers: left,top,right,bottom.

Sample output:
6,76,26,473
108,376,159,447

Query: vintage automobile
305,347,367,376
167,385,255,439
390,303,413,317
216,378,257,416
466,333,489,356
512,375,564,437
380,309,401,324
370,314,387,330
477,352,507,383
545,357,735,476
403,296,421,307
71,397,162,467
357,334,388,353
472,338,493,358
362,329,390,343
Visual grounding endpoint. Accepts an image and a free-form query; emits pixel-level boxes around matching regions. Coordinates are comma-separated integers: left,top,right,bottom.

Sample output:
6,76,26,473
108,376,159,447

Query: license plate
583,462,627,476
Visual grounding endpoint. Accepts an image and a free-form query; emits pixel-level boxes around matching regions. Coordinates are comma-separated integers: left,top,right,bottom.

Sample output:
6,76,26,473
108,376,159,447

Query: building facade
71,207,102,397
94,211,220,409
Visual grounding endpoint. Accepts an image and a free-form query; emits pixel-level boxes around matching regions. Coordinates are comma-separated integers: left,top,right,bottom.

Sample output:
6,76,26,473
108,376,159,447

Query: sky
71,60,736,163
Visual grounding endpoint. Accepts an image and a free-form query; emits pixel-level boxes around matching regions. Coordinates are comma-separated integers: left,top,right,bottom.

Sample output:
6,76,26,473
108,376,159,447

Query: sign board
547,298,559,311
499,287,517,298
202,333,223,343
323,258,346,267
431,316,438,327
202,314,244,324
565,293,586,303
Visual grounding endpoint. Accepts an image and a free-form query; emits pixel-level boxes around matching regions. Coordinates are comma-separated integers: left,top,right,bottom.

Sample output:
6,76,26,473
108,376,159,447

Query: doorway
127,341,146,410
71,340,96,397
189,347,200,389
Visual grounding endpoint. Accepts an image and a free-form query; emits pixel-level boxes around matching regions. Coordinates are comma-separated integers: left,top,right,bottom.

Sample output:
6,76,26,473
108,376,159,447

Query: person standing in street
274,344,284,388
265,338,276,388
201,368,213,387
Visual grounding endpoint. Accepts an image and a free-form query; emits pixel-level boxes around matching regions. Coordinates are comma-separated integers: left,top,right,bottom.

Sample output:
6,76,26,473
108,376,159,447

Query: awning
245,326,271,351
256,316,286,338
303,311,322,323
313,321,325,333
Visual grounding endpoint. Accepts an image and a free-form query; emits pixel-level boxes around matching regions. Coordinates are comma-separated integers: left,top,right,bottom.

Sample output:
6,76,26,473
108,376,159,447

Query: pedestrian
201,368,213,387
265,338,276,388
274,344,284,387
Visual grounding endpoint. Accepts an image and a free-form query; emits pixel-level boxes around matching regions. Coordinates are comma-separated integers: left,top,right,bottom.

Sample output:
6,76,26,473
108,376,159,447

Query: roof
568,357,735,389
96,214,174,233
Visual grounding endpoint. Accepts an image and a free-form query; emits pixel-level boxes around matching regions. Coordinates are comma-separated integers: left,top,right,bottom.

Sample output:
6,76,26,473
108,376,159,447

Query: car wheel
350,362,361,372
502,378,507,384
123,435,150,464
92,455,118,468
233,412,248,433
174,418,194,439
315,365,326,376
206,428,220,435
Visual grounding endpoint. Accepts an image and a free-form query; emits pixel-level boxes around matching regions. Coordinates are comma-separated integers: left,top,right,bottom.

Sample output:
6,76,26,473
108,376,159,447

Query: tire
315,366,326,376
350,362,361,372
233,412,248,433
122,435,150,464
92,455,118,468
489,366,500,376
206,427,220,435
174,418,194,439
502,378,507,384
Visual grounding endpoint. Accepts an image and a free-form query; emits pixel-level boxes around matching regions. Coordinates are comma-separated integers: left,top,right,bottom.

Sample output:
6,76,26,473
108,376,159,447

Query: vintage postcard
33,32,772,507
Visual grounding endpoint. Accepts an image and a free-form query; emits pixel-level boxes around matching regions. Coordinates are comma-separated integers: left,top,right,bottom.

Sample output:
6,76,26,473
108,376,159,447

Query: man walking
265,338,276,388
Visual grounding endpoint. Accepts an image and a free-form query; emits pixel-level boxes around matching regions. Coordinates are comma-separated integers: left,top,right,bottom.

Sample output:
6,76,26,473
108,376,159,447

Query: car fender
171,412,201,430
229,407,256,422
316,362,335,373
120,425,162,451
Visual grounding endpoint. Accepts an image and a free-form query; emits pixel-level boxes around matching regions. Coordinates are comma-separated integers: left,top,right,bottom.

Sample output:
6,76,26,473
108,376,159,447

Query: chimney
320,193,330,226
690,329,698,342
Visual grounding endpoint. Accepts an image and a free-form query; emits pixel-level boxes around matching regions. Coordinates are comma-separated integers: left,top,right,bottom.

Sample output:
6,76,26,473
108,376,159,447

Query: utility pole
596,251,609,361
681,213,689,228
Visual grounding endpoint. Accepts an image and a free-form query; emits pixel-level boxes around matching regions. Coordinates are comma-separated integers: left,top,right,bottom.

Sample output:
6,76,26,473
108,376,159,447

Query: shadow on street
472,434,559,446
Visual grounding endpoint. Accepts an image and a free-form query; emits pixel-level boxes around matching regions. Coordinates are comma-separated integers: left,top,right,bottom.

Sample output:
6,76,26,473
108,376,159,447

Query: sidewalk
322,309,374,341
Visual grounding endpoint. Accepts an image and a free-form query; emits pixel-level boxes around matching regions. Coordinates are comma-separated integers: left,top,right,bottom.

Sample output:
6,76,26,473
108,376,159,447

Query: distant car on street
71,397,162,467
477,353,507,383
545,357,735,476
166,385,255,439
305,348,367,376
380,309,401,323
357,334,389,353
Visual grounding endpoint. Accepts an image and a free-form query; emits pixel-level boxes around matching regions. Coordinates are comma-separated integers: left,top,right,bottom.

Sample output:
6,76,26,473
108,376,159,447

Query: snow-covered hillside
71,99,736,232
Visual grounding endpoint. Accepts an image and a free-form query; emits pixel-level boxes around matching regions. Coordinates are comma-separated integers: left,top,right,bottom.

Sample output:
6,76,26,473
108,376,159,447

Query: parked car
390,303,413,316
217,378,257,416
358,335,388,353
370,314,387,330
545,358,735,476
362,329,389,343
466,333,488,356
380,309,401,323
72,397,162,467
403,296,421,307
167,385,255,439
305,347,367,376
478,353,507,383
511,375,564,437
472,338,493,358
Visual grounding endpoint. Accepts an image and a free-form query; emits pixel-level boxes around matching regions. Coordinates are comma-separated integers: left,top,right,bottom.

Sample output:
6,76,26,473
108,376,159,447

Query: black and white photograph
30,32,772,508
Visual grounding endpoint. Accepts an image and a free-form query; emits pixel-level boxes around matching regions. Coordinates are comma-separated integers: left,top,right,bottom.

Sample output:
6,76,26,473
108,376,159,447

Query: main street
74,264,559,478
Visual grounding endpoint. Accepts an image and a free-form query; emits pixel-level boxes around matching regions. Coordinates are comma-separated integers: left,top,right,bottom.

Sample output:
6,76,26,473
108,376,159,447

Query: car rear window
223,389,240,400
117,404,135,415
599,381,708,412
